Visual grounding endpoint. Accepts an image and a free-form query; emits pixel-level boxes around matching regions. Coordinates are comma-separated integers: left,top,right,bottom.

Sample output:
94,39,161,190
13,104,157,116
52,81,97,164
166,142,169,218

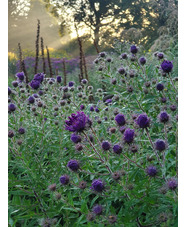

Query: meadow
8,41,178,226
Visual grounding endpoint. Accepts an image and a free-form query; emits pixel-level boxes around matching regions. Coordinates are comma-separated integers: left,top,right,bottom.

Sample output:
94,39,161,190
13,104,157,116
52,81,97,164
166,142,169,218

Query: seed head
92,205,103,215
79,181,87,189
130,144,138,153
48,183,56,192
112,172,120,180
55,192,61,200
8,130,14,138
108,215,117,224
109,127,116,134
75,143,83,151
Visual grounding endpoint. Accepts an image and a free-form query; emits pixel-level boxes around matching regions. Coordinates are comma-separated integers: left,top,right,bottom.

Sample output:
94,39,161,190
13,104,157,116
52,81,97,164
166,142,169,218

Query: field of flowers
8,41,178,226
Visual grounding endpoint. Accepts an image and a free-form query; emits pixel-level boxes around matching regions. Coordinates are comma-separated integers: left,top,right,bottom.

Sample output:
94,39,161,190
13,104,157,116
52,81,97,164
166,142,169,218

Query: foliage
8,42,178,226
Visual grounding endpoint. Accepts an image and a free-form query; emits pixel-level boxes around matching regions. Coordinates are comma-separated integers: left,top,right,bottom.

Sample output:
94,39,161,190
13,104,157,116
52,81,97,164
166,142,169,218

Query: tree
41,0,177,49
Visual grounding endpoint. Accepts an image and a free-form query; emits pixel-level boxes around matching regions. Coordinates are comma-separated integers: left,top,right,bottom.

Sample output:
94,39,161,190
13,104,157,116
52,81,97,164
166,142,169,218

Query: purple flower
70,133,82,143
16,72,25,81
136,114,150,129
28,96,35,104
115,114,126,126
80,104,85,110
118,67,125,75
146,166,157,177
38,90,44,96
121,53,128,59
167,178,177,190
12,81,18,88
65,112,92,133
123,128,135,143
8,103,16,112
8,87,12,95
67,160,80,171
68,81,74,87
130,45,138,54
92,205,103,215
154,139,166,151
156,83,164,91
91,179,105,192
139,57,146,65
59,175,69,185
33,73,44,83
159,111,169,123
113,144,122,154
29,80,40,90
161,60,173,73
18,127,25,134
101,141,111,151
90,106,94,112
56,76,62,83
95,107,100,113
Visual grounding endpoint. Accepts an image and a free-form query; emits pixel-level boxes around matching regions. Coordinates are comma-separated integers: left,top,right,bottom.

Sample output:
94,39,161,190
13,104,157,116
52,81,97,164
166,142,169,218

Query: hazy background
9,0,178,58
